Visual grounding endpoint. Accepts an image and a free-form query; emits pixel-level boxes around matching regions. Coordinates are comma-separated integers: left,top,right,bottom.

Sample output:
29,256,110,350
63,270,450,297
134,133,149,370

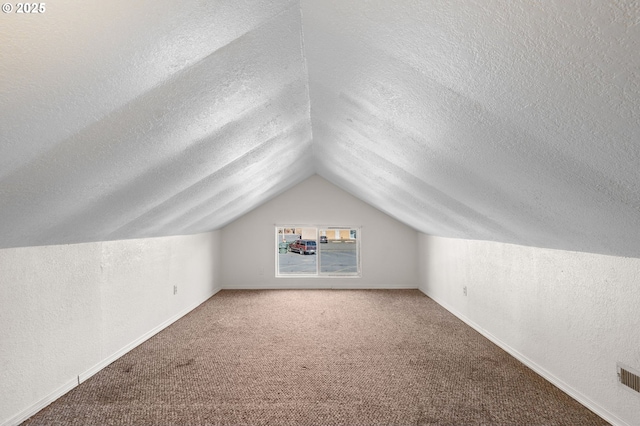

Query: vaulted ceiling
1,0,639,257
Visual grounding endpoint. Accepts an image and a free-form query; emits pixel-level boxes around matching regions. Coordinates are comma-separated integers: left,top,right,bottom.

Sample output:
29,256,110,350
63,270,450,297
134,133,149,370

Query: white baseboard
79,286,221,383
418,287,629,426
2,378,77,426
2,286,221,426
222,283,418,290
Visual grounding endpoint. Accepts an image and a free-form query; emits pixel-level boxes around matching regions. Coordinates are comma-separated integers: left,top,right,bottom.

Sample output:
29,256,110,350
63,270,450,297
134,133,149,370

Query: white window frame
275,225,361,278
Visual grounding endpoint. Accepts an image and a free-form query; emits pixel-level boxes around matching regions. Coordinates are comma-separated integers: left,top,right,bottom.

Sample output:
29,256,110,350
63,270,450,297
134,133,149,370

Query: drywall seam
1,378,78,426
79,286,222,383
2,287,222,426
418,288,629,426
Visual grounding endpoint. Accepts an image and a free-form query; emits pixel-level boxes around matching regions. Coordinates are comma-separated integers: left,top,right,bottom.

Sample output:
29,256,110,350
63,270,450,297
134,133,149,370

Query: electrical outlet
463,286,467,296
173,285,177,295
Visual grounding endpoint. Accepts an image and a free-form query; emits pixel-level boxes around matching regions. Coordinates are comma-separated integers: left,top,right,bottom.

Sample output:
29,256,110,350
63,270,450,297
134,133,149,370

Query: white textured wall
418,234,640,426
221,175,418,289
0,231,222,426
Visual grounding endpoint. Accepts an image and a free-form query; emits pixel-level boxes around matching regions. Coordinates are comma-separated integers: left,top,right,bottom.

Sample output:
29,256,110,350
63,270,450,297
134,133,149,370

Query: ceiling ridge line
297,1,316,172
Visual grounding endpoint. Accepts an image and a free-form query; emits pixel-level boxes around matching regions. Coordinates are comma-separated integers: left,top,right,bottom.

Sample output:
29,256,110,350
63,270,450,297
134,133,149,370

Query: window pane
276,227,317,275
318,228,359,275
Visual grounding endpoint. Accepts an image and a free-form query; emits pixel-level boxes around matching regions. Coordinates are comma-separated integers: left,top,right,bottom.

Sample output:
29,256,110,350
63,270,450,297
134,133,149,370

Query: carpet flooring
23,290,607,425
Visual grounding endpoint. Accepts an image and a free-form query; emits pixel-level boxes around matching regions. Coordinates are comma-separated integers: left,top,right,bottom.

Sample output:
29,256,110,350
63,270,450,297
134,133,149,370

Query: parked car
288,239,317,255
320,235,328,243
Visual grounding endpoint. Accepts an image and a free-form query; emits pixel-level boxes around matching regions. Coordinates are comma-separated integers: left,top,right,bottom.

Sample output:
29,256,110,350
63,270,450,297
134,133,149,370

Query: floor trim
2,378,77,426
222,284,418,290
418,287,629,426
79,287,222,383
2,287,221,426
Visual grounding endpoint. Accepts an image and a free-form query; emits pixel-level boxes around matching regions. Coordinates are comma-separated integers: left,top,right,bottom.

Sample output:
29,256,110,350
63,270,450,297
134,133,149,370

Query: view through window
276,226,360,277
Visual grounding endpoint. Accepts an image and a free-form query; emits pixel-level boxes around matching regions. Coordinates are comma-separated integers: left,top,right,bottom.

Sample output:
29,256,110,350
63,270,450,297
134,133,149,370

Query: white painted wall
0,231,222,426
418,234,640,426
221,175,418,289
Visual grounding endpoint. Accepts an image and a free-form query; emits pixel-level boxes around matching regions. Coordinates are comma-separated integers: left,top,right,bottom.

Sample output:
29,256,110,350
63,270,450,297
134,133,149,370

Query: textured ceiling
1,1,640,257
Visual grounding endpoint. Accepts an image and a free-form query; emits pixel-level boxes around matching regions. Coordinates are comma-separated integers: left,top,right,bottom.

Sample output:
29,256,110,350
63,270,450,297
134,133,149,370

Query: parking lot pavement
320,250,357,273
278,242,358,274
278,252,316,274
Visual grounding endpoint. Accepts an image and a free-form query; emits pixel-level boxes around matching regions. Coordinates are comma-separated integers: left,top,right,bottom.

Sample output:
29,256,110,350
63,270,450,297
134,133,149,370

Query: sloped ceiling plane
1,0,639,257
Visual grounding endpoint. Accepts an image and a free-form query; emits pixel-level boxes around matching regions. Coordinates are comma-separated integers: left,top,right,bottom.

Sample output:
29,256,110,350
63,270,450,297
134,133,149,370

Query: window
317,227,358,275
276,226,360,277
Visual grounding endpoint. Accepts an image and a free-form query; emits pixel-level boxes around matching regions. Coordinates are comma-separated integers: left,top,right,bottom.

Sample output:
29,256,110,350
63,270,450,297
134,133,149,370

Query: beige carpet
23,290,607,425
